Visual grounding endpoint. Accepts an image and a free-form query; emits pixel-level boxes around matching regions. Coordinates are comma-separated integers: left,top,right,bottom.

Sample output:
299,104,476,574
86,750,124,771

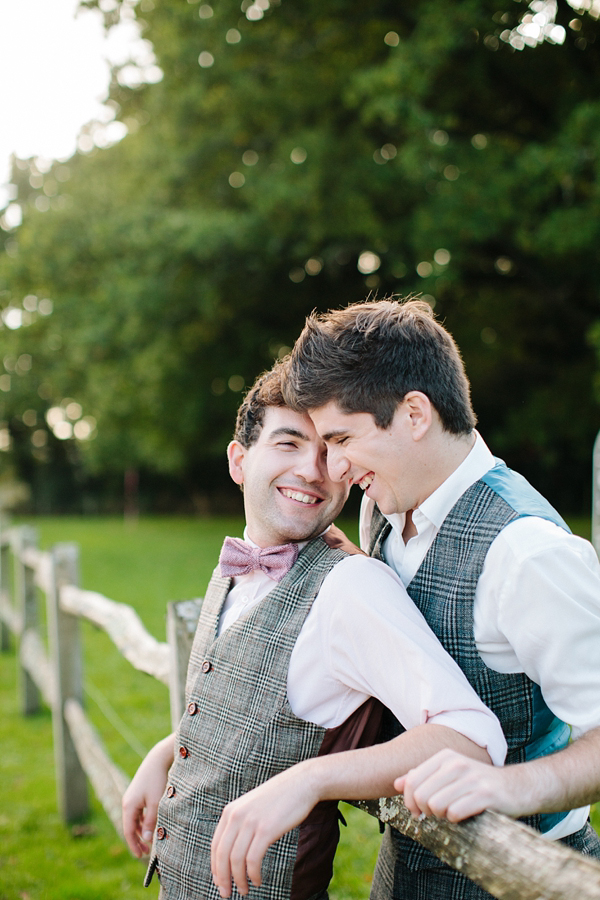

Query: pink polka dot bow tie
218,536,300,582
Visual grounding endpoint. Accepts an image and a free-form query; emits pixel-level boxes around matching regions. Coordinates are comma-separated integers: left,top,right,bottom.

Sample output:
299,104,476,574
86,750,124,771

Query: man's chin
278,519,334,544
369,495,398,517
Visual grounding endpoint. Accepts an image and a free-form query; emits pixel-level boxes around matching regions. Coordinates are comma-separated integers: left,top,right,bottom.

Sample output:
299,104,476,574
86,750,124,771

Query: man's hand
211,763,320,898
323,524,366,556
395,749,518,823
397,726,600,824
122,734,175,858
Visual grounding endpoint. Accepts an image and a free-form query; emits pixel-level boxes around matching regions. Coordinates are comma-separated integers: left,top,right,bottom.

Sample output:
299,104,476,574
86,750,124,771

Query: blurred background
2,0,600,520
3,4,600,897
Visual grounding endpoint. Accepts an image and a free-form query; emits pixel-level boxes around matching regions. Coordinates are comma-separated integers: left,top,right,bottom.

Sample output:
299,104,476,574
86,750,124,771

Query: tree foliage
1,0,600,511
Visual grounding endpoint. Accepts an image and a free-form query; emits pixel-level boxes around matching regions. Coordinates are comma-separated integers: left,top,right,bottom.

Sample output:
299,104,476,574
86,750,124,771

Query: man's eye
278,441,297,449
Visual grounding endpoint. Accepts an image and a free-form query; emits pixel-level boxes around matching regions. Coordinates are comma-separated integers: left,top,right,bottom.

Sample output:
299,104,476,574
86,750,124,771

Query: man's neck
416,430,476,504
403,430,477,542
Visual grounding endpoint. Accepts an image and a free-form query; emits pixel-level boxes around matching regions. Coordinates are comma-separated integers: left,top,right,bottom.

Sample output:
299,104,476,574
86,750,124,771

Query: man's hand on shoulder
323,523,366,556
211,762,320,897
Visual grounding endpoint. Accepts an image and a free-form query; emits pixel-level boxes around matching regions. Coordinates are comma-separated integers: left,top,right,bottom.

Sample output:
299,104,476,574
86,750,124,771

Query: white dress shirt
217,530,507,767
359,432,600,837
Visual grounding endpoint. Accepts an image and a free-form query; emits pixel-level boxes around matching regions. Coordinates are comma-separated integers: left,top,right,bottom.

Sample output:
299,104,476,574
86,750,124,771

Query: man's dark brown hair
284,298,476,434
234,360,288,448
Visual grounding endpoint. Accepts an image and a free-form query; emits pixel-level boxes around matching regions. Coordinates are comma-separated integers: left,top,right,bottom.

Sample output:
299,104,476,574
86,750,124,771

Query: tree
1,0,600,512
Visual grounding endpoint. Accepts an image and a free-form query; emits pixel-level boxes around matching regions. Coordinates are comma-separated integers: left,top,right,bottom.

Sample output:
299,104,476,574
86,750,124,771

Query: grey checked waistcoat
368,459,573,873
146,537,382,900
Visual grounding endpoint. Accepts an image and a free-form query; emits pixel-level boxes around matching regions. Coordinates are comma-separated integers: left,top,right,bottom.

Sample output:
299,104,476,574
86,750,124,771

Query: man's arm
396,725,600,823
122,733,175,858
211,724,490,898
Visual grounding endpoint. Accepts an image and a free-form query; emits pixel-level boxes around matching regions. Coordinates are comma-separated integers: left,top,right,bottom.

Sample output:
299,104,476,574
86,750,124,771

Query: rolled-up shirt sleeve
290,554,507,766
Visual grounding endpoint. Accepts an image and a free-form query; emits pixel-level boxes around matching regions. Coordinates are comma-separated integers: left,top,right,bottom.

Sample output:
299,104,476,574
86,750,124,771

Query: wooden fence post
167,599,203,730
0,519,10,652
15,525,40,714
593,429,600,556
46,542,89,822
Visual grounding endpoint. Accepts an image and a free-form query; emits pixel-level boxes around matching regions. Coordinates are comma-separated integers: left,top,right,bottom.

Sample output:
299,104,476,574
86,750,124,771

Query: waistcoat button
166,785,176,798
156,826,167,840
179,746,189,759
201,661,212,673
187,701,199,715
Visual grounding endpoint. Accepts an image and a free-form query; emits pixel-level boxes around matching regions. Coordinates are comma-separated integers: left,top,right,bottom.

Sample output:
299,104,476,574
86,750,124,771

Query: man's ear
403,391,432,442
227,441,247,486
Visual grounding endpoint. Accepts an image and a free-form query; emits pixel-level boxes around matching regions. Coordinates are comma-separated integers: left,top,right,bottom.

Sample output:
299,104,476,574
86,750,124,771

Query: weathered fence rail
1,519,600,899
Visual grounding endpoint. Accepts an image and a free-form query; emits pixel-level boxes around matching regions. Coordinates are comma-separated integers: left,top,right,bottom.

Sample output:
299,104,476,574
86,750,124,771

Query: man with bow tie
122,362,506,900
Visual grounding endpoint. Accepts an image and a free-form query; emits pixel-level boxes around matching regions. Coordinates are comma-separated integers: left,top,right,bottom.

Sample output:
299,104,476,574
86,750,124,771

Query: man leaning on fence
282,297,600,900
122,361,507,900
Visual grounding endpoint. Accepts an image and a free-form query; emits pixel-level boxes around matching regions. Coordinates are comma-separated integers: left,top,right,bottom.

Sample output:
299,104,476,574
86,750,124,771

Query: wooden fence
1,520,600,899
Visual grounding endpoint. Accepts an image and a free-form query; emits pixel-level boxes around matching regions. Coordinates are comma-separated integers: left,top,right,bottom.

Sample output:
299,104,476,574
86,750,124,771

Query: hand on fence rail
396,724,600,826
396,748,509,822
122,733,175,858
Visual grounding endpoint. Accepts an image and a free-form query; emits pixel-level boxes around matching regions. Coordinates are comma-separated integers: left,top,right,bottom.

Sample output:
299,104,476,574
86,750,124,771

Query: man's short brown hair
234,360,288,448
284,298,476,434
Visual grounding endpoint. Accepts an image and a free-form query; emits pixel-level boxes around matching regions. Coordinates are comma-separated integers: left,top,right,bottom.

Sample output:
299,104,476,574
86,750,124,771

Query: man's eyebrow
320,428,349,442
268,427,309,441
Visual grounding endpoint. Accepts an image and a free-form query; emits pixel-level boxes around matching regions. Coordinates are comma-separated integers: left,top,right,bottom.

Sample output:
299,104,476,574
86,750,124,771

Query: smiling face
309,400,424,516
227,406,350,547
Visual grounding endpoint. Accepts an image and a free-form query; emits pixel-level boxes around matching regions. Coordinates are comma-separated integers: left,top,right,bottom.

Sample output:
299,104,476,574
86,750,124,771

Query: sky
0,0,156,209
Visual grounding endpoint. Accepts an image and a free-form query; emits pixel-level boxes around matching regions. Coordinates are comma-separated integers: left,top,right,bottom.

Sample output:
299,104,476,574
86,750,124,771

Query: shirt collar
417,431,495,528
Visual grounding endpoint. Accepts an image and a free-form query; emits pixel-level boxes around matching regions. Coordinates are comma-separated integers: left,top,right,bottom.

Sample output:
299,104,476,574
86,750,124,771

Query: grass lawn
1,513,597,899
1,516,380,900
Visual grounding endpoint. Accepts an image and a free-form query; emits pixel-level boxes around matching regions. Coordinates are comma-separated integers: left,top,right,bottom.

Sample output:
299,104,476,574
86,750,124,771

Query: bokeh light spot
228,375,245,392
416,261,433,277
290,147,307,164
357,251,381,275
434,248,451,266
430,130,449,146
495,256,513,274
242,150,259,166
304,258,322,276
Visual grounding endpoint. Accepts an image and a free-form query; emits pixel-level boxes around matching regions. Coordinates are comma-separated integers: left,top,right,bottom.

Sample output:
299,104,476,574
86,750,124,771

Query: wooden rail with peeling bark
59,584,170,685
354,797,600,900
2,521,600,899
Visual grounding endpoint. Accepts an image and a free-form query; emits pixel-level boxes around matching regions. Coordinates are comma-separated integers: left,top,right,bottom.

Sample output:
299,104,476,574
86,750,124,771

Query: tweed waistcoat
147,537,362,900
368,461,572,870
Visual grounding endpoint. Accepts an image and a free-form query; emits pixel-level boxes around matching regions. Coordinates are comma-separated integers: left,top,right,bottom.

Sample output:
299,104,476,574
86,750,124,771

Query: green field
1,515,597,899
1,516,380,900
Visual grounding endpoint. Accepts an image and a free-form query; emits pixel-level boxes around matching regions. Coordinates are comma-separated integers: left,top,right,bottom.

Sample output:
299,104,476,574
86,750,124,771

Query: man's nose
295,449,326,483
325,445,350,482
